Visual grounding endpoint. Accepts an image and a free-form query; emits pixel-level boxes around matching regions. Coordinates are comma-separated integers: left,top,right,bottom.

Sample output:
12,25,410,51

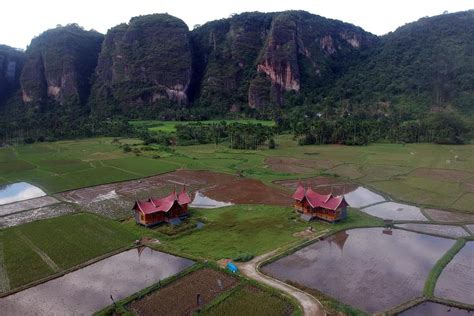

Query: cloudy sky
2,0,472,49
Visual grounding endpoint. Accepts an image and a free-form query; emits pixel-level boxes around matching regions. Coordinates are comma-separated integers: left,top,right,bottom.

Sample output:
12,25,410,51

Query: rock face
0,45,24,106
20,24,103,108
90,14,193,116
193,11,376,109
2,10,472,118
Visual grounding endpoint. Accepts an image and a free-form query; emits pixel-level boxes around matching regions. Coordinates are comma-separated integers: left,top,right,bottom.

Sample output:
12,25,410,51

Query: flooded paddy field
262,228,454,313
0,248,194,315
466,224,474,234
362,201,428,221
396,223,470,238
0,196,59,217
0,183,46,205
344,186,386,208
424,208,474,223
399,302,474,316
0,203,76,228
435,242,474,305
129,268,238,315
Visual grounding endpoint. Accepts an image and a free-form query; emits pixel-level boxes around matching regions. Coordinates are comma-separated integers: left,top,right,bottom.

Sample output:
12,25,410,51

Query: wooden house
133,187,191,226
292,184,348,223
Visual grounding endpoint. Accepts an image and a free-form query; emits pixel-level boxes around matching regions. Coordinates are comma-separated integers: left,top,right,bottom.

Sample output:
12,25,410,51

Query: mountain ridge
0,9,472,120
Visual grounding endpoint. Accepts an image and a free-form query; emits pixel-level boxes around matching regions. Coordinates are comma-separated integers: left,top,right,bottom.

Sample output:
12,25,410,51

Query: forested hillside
0,10,472,142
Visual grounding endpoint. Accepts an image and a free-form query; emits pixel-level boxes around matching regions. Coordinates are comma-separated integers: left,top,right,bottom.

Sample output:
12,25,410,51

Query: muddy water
399,302,474,316
362,201,428,221
262,228,454,313
344,187,386,208
0,183,46,205
0,248,194,315
435,242,474,304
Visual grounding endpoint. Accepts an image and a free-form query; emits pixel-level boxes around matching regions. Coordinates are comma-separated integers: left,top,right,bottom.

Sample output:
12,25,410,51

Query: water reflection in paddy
262,228,454,313
362,201,428,221
0,247,194,315
399,302,474,316
435,241,474,305
344,186,386,208
0,182,46,205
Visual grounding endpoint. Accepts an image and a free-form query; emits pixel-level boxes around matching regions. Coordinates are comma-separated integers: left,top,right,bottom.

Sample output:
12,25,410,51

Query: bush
233,253,254,262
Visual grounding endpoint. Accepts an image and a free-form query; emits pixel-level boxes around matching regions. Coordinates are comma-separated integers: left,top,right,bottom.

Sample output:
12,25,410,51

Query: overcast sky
2,0,473,49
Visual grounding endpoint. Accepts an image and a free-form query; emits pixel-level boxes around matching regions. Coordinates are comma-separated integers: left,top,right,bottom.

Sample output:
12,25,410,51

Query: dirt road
236,249,325,316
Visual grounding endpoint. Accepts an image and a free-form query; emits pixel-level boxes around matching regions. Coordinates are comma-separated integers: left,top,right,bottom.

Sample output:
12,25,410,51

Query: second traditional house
133,186,191,226
292,184,348,222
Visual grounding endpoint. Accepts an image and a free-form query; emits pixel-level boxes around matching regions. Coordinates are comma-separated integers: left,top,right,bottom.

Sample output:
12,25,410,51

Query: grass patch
159,205,311,260
151,206,382,261
1,213,139,290
286,281,368,316
423,239,467,297
202,285,295,316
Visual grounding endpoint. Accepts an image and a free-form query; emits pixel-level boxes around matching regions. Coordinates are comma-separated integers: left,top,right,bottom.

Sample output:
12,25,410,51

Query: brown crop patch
129,268,238,316
60,170,292,210
204,178,293,206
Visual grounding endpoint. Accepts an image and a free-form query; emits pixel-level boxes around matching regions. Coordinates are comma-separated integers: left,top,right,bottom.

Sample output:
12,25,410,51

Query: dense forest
0,10,472,145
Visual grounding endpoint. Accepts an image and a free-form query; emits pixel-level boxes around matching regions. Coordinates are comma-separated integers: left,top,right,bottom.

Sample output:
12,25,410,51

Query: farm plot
425,208,474,223
362,202,428,221
396,223,470,238
0,248,194,315
203,285,295,316
129,268,238,316
265,157,334,174
0,203,76,228
435,242,474,305
262,228,455,313
0,196,59,217
466,225,474,234
60,170,292,219
274,177,357,195
0,213,138,290
399,302,473,316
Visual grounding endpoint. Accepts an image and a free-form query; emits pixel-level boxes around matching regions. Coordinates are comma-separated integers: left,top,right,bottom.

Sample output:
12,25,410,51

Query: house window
140,214,144,221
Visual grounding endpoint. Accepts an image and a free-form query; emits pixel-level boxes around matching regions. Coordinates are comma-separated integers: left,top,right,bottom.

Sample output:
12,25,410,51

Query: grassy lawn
122,205,383,261
1,213,139,290
203,285,296,316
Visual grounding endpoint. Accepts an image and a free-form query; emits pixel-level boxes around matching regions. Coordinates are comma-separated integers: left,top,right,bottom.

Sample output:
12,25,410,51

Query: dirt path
237,249,325,316
0,232,10,292
16,231,60,273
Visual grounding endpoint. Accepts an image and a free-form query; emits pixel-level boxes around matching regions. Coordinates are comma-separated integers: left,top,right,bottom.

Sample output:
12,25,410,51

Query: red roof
293,186,348,211
292,183,306,201
134,187,191,215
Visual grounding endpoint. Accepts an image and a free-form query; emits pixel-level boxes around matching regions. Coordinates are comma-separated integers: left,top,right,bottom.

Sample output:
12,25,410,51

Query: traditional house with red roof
133,186,191,226
292,184,348,222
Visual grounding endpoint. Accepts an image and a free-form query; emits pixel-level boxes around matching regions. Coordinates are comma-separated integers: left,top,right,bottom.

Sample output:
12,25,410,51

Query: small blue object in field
226,262,238,273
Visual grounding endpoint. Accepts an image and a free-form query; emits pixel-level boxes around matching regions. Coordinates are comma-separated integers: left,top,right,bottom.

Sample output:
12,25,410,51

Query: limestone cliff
90,14,193,116
20,24,103,108
193,11,377,110
0,45,24,107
